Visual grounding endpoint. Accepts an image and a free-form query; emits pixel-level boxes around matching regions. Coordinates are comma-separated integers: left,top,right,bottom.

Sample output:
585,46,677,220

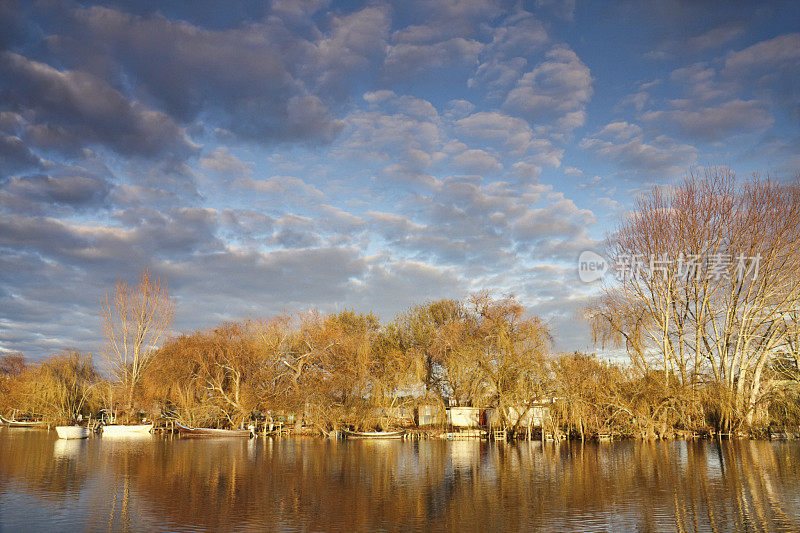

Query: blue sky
0,0,798,358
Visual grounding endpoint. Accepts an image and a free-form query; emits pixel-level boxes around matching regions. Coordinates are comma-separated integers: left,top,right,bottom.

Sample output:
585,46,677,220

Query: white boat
55,426,92,439
101,424,153,436
0,414,46,427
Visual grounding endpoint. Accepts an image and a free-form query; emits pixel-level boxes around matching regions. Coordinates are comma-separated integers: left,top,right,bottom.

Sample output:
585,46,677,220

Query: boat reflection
53,438,85,460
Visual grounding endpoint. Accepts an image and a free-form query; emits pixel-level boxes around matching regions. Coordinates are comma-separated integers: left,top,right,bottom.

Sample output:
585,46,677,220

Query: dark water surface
1,428,800,532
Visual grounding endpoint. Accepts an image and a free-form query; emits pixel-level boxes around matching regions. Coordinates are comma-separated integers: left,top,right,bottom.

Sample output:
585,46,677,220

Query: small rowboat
0,414,45,428
175,421,253,437
56,426,92,439
101,424,154,436
342,429,405,439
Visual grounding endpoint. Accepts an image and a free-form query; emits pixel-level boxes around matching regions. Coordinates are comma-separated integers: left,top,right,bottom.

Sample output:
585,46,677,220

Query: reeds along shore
2,170,800,439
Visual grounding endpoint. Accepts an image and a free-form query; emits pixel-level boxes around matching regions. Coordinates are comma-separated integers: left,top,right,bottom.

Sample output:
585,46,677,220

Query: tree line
1,290,553,431
1,168,799,437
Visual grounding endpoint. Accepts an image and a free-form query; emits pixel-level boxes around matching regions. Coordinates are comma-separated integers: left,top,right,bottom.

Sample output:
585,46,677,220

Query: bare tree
587,169,800,431
101,268,175,410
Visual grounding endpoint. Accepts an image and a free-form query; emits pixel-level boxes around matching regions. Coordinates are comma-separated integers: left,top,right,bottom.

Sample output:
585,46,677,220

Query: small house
446,406,483,428
486,403,551,429
415,404,445,426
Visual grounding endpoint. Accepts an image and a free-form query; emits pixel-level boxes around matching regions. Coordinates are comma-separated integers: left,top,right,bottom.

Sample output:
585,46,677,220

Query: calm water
1,428,800,532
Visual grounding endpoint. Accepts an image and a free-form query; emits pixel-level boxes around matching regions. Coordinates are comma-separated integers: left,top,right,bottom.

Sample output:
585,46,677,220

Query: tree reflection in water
1,428,800,531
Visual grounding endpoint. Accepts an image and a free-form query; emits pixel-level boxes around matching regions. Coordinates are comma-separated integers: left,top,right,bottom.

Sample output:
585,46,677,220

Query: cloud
0,52,198,159
162,246,370,320
269,214,322,248
616,91,650,113
110,184,178,209
381,0,512,80
563,167,583,177
63,5,368,143
384,37,483,79
503,46,593,130
233,176,325,202
648,23,746,60
350,258,466,318
723,33,800,75
670,62,730,101
368,177,594,269
199,147,252,176
0,133,44,175
0,174,110,213
719,33,800,122
512,196,595,240
341,99,564,186
335,98,444,181
317,204,365,235
450,149,502,175
581,121,698,178
271,0,328,18
454,111,564,173
687,24,746,52
363,91,439,120
312,5,390,89
534,0,576,21
455,111,549,156
0,207,227,282
642,99,772,142
469,12,550,95
593,121,643,143
219,209,275,242
0,213,371,353
392,0,502,41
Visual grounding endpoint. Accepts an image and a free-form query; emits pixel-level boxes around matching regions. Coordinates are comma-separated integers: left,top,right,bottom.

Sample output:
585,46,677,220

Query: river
1,428,799,531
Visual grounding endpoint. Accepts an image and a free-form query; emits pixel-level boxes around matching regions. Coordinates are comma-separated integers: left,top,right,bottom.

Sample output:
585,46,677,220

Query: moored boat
0,414,46,428
101,424,154,436
174,421,253,437
342,428,405,439
55,426,92,439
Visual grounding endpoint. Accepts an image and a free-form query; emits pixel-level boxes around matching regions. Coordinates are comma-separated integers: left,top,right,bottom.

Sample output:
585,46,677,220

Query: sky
0,0,798,359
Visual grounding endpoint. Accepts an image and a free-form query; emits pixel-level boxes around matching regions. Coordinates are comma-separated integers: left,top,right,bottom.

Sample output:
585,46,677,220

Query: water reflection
1,427,800,531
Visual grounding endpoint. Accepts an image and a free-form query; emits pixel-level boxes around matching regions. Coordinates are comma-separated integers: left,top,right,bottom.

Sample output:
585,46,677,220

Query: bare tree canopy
101,268,175,410
587,168,800,430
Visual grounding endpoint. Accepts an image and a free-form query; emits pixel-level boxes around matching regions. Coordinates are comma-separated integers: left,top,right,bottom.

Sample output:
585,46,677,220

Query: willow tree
101,268,175,411
0,354,27,415
469,292,551,428
397,299,484,407
587,169,800,430
141,320,287,428
316,310,383,430
29,350,102,425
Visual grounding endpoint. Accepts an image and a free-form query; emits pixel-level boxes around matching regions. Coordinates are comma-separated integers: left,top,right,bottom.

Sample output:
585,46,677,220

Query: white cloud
642,99,772,142
581,122,698,178
233,176,324,200
723,33,800,75
199,147,252,176
503,46,593,131
384,37,483,79
450,149,503,175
